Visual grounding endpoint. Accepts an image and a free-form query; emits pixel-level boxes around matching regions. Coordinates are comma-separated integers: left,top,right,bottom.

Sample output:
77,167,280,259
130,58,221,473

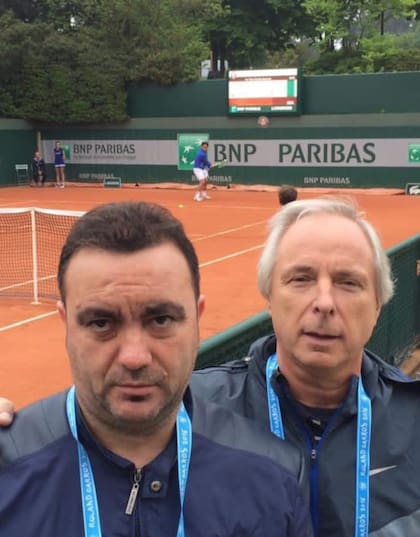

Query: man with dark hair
278,185,298,206
192,141,212,202
0,201,311,537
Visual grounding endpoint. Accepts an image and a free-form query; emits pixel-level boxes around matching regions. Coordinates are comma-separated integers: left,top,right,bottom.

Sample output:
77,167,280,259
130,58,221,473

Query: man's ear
197,294,205,320
57,300,66,322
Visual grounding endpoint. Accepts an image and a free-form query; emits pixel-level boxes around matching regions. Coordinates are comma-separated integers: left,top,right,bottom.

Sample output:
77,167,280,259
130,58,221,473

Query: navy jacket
0,387,311,537
191,335,420,537
193,148,211,169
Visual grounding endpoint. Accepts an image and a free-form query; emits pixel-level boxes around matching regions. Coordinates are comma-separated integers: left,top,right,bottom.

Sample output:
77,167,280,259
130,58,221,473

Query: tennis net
0,207,84,303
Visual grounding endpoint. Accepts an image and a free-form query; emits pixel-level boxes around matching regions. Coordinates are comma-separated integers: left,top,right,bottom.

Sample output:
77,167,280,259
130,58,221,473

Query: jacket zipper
125,468,142,515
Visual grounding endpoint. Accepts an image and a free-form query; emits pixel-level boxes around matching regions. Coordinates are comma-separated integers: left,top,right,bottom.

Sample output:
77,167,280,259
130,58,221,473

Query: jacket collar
249,334,420,408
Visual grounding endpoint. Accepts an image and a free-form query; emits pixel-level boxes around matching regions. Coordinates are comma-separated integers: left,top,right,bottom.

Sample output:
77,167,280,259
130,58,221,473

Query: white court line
0,310,58,332
0,200,39,208
0,244,264,333
200,244,264,267
192,220,266,242
0,275,55,293
197,204,273,211
0,223,266,331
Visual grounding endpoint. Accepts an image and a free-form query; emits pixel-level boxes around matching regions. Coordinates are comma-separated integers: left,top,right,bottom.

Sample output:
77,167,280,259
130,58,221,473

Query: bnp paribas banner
42,138,420,167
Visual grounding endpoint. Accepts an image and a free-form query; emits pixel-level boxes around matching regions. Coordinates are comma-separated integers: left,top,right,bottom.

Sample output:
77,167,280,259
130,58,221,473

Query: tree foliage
303,0,417,50
0,0,419,122
0,0,213,122
205,0,317,72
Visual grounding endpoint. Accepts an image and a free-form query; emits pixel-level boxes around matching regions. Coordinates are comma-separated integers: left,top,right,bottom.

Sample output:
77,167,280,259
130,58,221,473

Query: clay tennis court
0,183,418,409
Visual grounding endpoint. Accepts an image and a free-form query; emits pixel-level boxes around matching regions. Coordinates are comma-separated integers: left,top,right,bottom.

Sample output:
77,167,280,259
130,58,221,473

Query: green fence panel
367,234,420,366
128,72,420,118
0,120,35,187
196,235,420,369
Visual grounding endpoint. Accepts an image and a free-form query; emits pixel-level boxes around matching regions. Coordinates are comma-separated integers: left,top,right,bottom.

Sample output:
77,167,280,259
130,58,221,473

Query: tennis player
53,141,66,188
193,141,212,202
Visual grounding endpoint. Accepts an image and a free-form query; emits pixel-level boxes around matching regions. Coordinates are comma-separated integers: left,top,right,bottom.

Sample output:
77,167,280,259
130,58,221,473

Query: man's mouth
303,331,340,340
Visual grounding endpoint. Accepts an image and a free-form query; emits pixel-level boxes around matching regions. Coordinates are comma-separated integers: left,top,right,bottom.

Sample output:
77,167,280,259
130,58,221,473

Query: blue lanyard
66,386,192,537
266,354,371,537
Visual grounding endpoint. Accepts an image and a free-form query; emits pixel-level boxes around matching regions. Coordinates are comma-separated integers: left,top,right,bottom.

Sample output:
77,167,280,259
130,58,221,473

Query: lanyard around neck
66,386,192,537
266,354,371,537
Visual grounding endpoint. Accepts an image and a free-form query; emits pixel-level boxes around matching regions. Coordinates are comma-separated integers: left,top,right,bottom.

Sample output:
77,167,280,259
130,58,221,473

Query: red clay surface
0,184,418,408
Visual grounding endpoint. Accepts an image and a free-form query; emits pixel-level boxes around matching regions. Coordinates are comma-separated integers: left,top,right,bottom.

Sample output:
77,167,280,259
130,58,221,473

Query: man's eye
152,315,173,327
88,319,111,331
340,280,359,288
290,275,311,283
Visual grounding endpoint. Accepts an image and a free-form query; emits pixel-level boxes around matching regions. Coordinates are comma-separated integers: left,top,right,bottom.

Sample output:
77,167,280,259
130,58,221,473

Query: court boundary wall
2,72,420,189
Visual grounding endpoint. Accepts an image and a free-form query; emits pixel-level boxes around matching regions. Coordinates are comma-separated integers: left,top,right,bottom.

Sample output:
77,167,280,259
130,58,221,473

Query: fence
196,234,420,369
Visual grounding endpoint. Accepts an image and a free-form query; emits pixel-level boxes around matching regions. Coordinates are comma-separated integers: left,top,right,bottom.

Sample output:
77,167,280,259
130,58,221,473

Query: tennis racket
211,159,228,169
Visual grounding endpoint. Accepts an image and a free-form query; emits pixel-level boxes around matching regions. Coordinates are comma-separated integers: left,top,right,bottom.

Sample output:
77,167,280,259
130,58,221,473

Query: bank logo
177,133,209,170
408,143,420,163
62,144,71,161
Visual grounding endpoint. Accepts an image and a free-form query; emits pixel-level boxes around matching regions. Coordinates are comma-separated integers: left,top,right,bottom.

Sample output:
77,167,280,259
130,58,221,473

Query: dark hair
58,201,200,302
278,185,298,206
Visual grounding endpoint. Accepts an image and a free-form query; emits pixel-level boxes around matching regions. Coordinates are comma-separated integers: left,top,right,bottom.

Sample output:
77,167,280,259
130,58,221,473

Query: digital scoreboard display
228,68,301,116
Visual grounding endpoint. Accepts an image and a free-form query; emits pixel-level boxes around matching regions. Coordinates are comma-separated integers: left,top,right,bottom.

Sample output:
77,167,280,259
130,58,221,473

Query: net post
30,209,40,305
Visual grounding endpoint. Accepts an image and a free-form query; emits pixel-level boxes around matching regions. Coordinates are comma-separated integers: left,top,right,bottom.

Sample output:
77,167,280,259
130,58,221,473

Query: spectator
278,185,298,206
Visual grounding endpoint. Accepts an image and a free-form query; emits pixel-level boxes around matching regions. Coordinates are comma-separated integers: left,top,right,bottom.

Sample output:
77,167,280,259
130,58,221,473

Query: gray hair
257,197,394,307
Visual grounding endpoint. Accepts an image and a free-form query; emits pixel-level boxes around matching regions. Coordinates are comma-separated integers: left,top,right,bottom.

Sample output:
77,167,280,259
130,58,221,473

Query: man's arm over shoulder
0,391,69,467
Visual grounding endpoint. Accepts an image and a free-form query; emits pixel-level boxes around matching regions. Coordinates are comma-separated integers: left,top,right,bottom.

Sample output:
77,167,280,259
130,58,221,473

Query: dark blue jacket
0,387,311,537
191,334,420,537
193,148,211,169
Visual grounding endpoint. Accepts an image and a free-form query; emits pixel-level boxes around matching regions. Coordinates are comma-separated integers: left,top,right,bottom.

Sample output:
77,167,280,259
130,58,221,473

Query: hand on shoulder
0,398,14,426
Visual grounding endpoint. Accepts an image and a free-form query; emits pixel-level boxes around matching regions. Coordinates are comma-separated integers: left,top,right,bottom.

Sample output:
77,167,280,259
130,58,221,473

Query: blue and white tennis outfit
54,146,65,168
193,148,211,181
0,387,312,537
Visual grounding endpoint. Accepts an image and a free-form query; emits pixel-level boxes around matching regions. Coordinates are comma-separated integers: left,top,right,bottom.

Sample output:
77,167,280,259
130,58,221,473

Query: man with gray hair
192,197,420,537
2,198,420,536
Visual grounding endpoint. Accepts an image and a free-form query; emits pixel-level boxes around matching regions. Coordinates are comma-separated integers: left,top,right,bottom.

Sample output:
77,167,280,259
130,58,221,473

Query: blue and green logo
177,133,209,170
408,143,420,163
62,144,71,161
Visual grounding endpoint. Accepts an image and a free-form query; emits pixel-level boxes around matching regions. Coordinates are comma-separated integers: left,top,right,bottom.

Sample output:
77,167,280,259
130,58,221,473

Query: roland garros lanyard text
66,386,192,537
266,354,371,537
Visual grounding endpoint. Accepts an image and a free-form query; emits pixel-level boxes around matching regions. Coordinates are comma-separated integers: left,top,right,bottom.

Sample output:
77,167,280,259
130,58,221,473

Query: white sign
42,138,420,167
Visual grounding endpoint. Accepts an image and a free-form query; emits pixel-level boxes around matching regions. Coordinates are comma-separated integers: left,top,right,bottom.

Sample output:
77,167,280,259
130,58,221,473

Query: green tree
0,11,126,122
97,0,210,84
0,0,46,21
0,0,214,121
205,0,317,72
303,0,417,51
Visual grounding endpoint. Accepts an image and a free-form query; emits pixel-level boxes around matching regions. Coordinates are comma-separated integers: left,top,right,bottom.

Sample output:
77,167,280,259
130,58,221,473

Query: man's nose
117,326,152,369
312,281,335,315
